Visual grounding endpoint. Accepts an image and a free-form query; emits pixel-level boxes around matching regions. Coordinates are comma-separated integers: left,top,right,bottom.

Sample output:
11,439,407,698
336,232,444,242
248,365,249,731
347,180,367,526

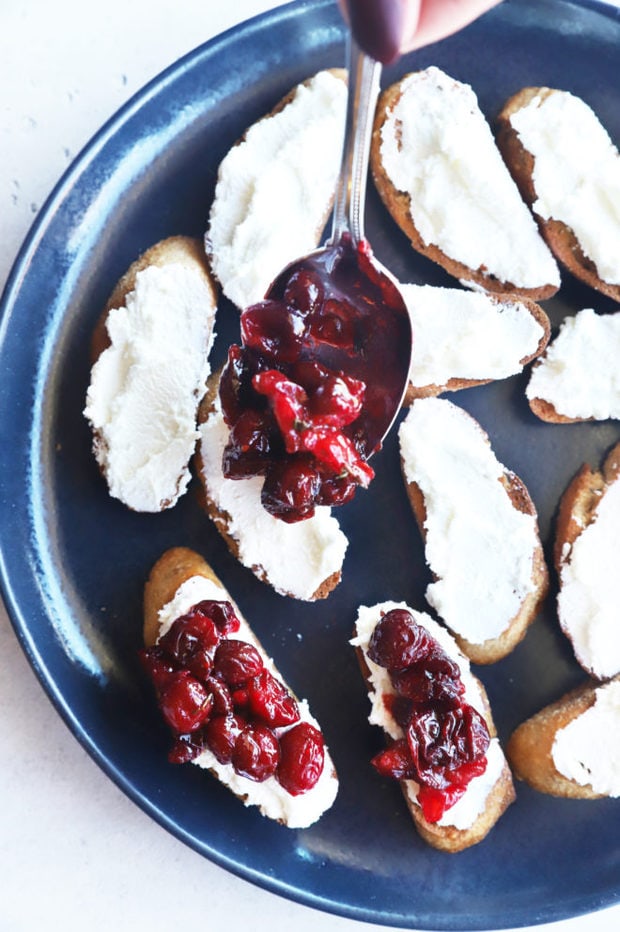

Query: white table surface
2,1,620,930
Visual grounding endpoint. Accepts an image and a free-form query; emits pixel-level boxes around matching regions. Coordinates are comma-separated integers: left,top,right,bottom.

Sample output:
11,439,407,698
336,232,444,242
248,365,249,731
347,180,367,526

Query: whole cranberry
159,611,221,681
261,456,321,523
219,344,253,426
277,722,325,795
371,739,416,781
168,731,208,765
158,671,213,734
213,639,264,687
191,600,241,636
368,610,435,671
308,296,357,349
308,372,365,428
222,408,275,478
203,675,233,716
232,723,280,782
246,669,300,728
241,300,306,363
282,268,324,315
139,646,176,691
204,713,246,764
390,665,464,708
315,473,357,507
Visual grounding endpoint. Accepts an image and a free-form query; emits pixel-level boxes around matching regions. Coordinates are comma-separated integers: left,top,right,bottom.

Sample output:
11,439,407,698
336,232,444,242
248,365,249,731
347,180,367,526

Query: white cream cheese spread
552,679,620,796
379,67,560,290
401,284,546,389
198,399,348,601
398,398,540,644
557,472,620,679
509,89,620,285
158,575,339,828
206,70,346,310
84,262,217,512
351,601,505,830
526,308,620,420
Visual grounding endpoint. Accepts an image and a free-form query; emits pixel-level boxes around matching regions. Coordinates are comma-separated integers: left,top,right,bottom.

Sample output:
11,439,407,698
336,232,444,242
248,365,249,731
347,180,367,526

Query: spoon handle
330,36,382,246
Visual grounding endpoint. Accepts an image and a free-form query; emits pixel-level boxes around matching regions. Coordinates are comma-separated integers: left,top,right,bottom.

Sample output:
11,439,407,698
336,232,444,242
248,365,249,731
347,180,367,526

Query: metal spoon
265,35,413,459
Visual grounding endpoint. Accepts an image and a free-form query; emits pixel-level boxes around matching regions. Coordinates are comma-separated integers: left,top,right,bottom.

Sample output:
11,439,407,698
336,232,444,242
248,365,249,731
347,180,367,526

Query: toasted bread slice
83,236,218,512
496,87,620,303
526,308,620,423
142,546,339,828
205,69,347,310
398,399,548,663
351,601,515,852
371,67,560,299
194,372,348,601
507,677,620,798
401,284,550,402
553,443,620,680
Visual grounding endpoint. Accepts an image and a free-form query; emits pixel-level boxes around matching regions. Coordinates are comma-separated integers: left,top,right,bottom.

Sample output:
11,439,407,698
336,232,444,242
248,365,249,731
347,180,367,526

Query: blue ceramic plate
2,0,620,927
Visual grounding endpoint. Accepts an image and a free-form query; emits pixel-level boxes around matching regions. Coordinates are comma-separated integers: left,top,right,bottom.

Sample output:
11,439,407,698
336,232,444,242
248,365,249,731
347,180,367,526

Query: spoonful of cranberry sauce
218,25,413,524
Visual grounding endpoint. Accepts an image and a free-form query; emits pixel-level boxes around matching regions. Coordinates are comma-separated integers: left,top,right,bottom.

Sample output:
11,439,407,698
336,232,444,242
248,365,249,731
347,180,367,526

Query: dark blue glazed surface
1,1,620,927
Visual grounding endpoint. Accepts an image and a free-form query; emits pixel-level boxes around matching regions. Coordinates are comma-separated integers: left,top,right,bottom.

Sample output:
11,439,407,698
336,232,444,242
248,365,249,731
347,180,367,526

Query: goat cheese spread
526,308,620,420
206,70,346,310
557,471,620,679
510,89,620,285
84,262,216,512
402,284,546,389
399,398,540,643
379,67,560,290
552,679,620,796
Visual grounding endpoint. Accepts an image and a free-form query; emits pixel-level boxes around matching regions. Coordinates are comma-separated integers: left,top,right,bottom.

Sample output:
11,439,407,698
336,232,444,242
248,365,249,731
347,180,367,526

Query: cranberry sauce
219,235,411,523
368,609,490,823
140,600,325,796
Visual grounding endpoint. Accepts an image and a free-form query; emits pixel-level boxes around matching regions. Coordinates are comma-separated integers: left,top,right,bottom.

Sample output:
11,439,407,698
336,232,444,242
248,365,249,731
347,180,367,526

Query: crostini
140,547,339,827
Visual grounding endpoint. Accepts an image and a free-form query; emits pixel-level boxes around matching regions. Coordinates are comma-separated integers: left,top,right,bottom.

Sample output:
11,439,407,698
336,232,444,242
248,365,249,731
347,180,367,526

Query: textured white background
2,1,620,930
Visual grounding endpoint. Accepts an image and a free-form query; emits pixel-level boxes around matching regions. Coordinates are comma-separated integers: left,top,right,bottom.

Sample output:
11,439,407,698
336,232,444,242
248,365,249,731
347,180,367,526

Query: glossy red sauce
219,235,411,522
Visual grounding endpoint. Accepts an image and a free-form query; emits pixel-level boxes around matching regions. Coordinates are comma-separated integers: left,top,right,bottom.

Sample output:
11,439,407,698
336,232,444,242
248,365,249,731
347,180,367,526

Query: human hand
340,0,503,63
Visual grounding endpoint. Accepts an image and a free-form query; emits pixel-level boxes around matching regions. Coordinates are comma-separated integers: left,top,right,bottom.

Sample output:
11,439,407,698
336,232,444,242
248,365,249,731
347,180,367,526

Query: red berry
222,408,275,478
299,425,374,487
204,713,246,764
308,372,365,428
218,344,254,426
252,370,309,452
158,671,213,734
315,473,358,507
277,722,325,795
246,669,300,728
282,268,324,315
371,739,416,781
159,611,221,681
213,639,264,687
241,300,306,363
168,731,208,765
139,646,176,690
193,600,241,636
367,609,430,671
261,457,321,523
203,675,234,715
308,297,356,349
231,723,280,782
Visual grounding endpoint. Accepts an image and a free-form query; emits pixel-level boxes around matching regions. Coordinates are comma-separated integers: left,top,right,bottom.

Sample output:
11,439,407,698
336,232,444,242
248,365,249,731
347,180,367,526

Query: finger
339,0,422,63
403,0,503,52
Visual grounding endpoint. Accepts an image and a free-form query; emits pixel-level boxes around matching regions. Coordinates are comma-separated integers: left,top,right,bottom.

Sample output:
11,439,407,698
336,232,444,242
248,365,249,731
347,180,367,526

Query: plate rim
2,0,620,928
